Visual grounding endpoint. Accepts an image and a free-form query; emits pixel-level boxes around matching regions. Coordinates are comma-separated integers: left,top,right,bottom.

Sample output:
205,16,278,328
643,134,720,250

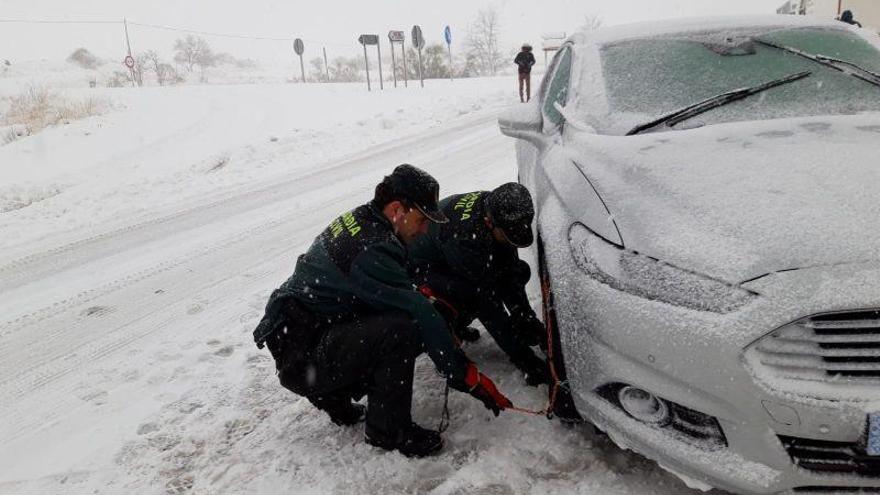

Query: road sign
444,26,454,81
358,34,383,91
293,38,304,55
411,25,425,50
358,34,379,46
388,30,405,43
123,55,135,69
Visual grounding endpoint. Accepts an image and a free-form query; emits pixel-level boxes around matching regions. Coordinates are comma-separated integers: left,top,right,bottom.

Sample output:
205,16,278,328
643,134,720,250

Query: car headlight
568,223,757,313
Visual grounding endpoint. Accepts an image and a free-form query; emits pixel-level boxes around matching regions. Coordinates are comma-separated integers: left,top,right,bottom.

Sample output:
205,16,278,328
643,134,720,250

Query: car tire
537,236,584,423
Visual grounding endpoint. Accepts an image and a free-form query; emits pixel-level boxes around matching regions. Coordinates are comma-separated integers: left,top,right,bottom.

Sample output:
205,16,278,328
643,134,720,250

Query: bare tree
466,7,503,76
173,35,217,73
309,57,328,82
140,50,163,85
404,44,453,79
140,50,180,86
581,14,604,32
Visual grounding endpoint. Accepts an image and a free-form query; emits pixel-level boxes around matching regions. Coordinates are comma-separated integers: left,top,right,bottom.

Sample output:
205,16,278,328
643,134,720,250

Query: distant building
794,0,880,32
777,1,803,15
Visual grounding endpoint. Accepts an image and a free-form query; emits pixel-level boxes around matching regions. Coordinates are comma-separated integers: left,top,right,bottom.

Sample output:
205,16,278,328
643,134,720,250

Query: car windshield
594,27,880,135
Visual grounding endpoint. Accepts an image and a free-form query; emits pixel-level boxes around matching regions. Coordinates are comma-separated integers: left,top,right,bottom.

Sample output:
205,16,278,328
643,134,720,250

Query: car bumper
538,201,880,494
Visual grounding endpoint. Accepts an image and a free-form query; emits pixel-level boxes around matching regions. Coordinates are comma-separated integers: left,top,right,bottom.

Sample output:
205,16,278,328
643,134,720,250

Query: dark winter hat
378,164,448,223
522,43,533,51
486,183,535,248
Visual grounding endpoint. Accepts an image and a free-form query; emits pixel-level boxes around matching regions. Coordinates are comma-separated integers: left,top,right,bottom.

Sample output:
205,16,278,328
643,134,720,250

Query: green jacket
253,201,470,387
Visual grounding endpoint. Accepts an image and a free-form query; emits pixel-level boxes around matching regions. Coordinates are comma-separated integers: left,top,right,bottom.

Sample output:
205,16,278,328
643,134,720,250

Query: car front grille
749,310,880,384
781,436,880,477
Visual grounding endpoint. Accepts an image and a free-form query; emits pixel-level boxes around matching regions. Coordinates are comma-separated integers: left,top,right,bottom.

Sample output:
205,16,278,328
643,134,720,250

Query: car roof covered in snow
569,15,853,46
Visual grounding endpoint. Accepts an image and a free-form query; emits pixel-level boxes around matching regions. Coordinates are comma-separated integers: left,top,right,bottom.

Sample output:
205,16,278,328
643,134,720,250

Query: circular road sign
123,55,135,69
411,25,425,50
293,38,304,56
444,25,452,45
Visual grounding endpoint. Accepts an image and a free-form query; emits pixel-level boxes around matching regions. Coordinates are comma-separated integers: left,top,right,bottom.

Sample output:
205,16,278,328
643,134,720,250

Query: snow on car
500,15,880,495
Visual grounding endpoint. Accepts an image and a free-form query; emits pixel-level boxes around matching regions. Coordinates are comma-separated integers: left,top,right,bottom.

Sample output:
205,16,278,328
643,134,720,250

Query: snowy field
0,74,725,494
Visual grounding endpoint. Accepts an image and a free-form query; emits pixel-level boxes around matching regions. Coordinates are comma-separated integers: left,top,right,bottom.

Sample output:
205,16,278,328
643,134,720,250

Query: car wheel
537,236,584,423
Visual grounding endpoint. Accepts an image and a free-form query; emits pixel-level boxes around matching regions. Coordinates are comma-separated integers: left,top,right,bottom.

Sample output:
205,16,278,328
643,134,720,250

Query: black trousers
267,308,422,433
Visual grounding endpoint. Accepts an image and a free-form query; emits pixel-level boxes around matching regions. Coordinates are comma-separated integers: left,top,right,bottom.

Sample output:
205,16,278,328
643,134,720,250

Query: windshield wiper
626,70,812,136
754,39,880,88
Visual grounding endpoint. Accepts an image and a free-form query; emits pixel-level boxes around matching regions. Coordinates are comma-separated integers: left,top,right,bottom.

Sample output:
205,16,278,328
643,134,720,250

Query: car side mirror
498,101,547,150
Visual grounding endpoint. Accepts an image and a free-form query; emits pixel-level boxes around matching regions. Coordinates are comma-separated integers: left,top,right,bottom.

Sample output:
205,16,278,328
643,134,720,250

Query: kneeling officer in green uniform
409,183,551,386
253,164,513,458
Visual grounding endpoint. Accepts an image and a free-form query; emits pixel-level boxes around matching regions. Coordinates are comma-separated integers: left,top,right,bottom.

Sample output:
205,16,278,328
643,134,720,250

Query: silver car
500,16,880,495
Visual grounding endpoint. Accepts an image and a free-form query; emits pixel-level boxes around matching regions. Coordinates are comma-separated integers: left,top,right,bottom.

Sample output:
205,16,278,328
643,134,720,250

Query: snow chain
436,272,564,428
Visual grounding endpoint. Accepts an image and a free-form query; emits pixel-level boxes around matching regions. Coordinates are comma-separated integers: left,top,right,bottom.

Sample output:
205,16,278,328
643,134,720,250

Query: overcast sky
0,0,780,62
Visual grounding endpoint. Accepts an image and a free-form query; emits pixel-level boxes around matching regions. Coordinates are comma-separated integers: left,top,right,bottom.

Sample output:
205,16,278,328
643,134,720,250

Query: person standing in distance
514,43,536,103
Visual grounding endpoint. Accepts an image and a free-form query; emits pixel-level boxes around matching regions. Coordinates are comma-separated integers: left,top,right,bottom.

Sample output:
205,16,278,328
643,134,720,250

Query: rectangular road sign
358,34,379,46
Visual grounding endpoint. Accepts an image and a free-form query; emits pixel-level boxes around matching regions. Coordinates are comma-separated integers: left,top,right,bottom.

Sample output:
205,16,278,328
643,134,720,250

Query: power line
127,21,294,42
0,18,120,25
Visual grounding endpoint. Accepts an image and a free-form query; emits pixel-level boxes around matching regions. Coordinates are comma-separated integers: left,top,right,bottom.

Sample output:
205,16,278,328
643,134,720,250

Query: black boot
365,422,444,457
327,403,367,426
454,325,481,343
512,354,552,387
307,394,367,427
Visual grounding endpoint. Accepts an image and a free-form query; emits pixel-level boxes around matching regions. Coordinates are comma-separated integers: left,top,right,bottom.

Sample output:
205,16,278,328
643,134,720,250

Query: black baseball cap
379,164,448,223
486,183,535,248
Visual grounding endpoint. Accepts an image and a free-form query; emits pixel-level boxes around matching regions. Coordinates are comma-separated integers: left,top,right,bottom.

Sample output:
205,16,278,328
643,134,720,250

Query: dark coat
408,192,543,367
409,192,536,318
253,202,470,387
514,51,536,74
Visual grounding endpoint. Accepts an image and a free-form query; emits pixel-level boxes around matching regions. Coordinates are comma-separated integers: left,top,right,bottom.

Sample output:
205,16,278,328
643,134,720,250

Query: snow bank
0,77,511,255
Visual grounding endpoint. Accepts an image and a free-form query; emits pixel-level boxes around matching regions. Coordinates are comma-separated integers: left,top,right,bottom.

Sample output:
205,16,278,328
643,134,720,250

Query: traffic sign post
388,30,405,88
358,34,380,91
402,37,409,87
376,38,384,90
412,25,425,88
444,25,453,81
293,38,305,83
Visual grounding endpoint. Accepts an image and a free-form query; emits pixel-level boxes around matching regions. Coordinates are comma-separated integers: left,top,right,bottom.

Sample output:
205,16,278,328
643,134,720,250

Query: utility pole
123,18,136,87
323,47,330,82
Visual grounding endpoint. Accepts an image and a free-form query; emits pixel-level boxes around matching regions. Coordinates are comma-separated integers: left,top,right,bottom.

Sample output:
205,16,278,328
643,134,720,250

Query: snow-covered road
0,82,725,494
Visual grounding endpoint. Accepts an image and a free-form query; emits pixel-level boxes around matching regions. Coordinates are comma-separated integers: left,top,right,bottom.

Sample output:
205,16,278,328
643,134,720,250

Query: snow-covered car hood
572,114,880,284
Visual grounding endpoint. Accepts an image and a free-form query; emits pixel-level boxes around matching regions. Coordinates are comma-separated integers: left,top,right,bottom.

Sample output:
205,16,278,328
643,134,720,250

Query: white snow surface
0,76,725,494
